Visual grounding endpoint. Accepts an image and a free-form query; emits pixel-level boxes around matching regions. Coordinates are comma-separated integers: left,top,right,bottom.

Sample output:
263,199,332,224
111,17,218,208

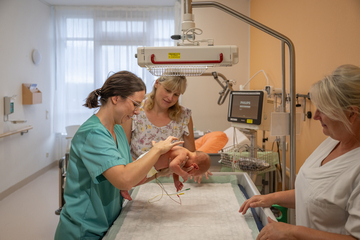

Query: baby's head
188,151,211,177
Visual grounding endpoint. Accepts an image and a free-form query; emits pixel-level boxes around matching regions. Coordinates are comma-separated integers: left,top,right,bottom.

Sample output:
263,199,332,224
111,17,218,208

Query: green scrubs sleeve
80,128,127,184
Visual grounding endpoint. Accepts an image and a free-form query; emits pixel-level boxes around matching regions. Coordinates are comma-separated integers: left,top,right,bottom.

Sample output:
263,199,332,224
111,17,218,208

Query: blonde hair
309,64,360,133
145,76,187,122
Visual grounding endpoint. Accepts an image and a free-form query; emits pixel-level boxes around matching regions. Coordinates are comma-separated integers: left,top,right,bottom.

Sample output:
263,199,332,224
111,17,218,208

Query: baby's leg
173,174,183,192
120,190,132,201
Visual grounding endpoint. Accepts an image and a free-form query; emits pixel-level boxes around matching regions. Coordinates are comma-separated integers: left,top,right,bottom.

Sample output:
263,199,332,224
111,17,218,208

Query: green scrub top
55,115,132,240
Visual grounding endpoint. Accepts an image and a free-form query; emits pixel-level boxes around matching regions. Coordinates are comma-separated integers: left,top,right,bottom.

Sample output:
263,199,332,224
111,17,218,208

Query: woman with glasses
55,71,183,240
122,75,211,183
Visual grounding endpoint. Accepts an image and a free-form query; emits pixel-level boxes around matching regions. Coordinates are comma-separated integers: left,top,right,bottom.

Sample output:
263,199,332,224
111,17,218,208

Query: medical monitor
228,90,274,131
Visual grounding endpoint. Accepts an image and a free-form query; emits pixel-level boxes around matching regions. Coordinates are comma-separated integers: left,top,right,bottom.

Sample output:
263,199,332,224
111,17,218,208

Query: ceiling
40,0,177,6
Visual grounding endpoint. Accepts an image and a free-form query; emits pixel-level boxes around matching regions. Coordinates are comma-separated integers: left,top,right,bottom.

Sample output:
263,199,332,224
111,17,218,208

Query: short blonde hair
145,76,187,122
309,64,360,133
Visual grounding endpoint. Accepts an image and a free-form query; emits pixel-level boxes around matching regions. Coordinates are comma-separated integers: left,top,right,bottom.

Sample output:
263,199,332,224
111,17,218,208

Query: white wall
0,0,249,195
181,0,250,132
0,0,56,195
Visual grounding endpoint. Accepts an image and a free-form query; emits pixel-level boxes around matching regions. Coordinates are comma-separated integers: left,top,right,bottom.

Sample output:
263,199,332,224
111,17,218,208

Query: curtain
54,3,181,133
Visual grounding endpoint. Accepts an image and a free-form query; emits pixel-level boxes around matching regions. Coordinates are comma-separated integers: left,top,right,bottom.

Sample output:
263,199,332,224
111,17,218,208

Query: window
54,4,180,133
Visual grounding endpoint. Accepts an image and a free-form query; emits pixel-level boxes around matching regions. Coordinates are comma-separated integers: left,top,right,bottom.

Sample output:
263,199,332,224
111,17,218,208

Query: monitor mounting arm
201,72,234,105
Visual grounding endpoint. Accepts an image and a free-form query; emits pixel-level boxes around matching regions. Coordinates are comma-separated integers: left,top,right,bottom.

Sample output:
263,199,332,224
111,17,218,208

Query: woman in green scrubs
54,71,182,240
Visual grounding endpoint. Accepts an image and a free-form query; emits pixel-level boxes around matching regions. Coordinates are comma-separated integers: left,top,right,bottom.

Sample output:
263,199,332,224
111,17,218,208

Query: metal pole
185,0,192,14
281,41,287,192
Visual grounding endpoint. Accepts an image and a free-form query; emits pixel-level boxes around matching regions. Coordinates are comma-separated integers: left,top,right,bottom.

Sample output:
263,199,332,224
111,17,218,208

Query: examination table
103,170,275,240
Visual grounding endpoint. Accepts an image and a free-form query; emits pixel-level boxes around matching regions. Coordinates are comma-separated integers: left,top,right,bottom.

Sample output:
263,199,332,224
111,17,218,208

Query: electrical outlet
46,153,49,157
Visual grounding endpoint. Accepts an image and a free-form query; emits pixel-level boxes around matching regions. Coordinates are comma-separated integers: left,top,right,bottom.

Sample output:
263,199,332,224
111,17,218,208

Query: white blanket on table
111,182,255,240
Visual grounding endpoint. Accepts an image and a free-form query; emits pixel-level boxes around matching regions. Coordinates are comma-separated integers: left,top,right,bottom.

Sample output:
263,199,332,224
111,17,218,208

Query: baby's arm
169,153,190,182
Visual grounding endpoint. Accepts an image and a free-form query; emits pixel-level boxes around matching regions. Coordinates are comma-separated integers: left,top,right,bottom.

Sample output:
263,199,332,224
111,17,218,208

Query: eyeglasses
127,97,141,111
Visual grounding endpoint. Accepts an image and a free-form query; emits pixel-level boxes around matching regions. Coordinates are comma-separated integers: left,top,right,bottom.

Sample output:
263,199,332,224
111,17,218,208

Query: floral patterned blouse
130,100,192,159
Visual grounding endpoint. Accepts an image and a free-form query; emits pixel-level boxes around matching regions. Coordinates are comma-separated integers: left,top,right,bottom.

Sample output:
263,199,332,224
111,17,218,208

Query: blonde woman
122,75,211,182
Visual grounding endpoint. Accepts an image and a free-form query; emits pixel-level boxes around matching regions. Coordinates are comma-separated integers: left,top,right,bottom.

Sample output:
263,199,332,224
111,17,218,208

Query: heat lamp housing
136,45,238,76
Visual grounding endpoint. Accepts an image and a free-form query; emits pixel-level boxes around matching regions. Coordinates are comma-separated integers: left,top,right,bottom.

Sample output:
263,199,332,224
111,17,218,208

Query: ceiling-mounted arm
180,0,198,45
201,71,234,105
172,0,215,46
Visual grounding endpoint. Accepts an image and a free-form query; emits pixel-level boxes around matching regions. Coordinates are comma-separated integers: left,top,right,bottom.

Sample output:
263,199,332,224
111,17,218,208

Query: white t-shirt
295,137,360,238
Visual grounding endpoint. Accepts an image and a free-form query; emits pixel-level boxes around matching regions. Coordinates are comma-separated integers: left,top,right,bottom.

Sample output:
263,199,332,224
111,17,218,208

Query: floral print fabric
130,101,191,159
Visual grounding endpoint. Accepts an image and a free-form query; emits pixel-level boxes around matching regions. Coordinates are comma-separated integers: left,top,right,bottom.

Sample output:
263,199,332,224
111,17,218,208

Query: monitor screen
228,91,264,125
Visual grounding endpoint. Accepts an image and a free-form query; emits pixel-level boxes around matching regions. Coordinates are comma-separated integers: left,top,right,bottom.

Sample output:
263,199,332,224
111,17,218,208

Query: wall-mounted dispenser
3,95,27,124
4,96,15,116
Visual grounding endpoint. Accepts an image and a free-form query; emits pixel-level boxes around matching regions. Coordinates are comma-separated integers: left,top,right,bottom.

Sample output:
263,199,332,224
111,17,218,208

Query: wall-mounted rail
0,126,33,139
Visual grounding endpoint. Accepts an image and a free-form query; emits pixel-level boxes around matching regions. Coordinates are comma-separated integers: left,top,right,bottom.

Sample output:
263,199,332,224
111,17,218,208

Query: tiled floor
0,166,60,240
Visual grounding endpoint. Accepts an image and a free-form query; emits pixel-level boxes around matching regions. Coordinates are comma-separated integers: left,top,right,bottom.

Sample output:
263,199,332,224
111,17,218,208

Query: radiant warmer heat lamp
135,0,239,77
136,45,239,76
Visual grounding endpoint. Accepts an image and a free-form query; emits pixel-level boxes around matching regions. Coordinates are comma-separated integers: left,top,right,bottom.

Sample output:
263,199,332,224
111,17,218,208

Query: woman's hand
151,136,184,155
239,194,275,215
189,170,213,183
256,217,296,240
